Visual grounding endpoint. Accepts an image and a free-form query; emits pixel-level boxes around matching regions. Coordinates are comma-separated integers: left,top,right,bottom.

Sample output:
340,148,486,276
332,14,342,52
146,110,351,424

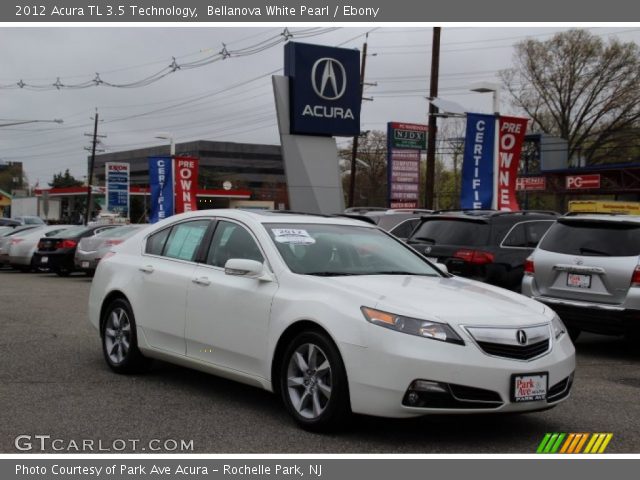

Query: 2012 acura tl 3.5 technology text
88,210,575,430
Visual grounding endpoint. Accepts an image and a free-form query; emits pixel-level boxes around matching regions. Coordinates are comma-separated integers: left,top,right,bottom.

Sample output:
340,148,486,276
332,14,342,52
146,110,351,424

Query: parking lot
1,269,640,453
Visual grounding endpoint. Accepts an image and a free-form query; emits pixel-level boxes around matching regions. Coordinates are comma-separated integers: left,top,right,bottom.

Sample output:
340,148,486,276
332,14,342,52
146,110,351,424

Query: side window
502,223,527,247
146,227,171,255
390,219,417,239
206,221,264,268
525,221,554,248
163,220,210,261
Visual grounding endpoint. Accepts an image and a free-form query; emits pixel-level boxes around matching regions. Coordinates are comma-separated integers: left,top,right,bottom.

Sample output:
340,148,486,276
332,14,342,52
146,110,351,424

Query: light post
154,132,175,157
0,118,63,128
470,82,501,115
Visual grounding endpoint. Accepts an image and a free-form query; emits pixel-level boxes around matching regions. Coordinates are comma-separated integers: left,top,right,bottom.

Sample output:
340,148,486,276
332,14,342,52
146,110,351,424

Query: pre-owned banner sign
105,162,130,217
461,113,495,209
174,157,199,214
148,156,174,223
495,116,528,211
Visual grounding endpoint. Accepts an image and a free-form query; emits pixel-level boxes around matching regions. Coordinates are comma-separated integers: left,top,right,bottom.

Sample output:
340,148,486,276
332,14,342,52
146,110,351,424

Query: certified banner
495,116,528,211
148,156,174,223
461,113,495,209
105,162,130,217
174,157,199,214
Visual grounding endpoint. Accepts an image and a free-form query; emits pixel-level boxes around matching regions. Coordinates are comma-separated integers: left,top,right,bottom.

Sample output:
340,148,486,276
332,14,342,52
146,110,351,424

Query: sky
1,26,640,187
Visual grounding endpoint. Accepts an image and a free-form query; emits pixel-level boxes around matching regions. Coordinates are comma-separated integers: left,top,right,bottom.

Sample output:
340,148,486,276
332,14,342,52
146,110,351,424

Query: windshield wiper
579,247,611,256
409,236,436,244
305,272,360,276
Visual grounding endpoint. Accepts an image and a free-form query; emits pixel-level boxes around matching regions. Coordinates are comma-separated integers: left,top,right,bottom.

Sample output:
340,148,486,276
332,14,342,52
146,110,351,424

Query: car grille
476,339,550,360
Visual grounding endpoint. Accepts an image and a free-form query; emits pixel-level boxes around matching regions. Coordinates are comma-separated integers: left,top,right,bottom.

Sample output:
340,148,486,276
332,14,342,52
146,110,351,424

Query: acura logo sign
311,58,347,100
516,330,528,345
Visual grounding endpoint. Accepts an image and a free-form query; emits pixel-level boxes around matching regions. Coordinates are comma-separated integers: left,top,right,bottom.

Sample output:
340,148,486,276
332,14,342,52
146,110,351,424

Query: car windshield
409,219,490,246
538,219,640,256
265,223,440,276
95,225,141,238
49,226,89,238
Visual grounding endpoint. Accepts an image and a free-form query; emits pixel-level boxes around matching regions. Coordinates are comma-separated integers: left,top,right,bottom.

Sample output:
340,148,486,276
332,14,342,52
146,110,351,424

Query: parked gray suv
522,214,640,341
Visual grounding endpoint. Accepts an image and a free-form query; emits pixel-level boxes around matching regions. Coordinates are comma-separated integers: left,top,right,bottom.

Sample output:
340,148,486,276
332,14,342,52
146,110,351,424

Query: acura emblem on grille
516,330,528,345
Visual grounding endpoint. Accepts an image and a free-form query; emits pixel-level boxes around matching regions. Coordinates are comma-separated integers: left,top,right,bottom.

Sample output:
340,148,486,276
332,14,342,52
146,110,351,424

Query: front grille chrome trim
461,323,552,362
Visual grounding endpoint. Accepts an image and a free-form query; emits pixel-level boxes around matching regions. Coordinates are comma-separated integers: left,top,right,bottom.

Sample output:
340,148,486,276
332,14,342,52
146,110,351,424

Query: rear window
539,220,640,256
410,219,490,246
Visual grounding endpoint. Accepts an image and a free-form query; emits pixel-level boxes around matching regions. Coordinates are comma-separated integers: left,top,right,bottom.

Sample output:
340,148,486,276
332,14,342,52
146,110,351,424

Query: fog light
406,391,420,406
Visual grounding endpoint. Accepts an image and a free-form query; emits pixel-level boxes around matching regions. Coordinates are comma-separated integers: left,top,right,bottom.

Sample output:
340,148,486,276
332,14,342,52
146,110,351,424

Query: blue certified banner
285,42,361,136
461,113,496,209
148,156,174,223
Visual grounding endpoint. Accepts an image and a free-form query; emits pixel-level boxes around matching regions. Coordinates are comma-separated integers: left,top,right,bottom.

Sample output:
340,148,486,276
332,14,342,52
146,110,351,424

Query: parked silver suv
522,214,640,341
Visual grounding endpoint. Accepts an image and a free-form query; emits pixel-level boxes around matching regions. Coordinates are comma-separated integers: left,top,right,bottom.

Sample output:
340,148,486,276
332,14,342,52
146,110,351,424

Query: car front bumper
340,325,575,418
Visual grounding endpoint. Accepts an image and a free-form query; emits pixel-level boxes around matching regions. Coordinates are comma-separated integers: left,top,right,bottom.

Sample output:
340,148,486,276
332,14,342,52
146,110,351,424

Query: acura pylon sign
285,42,361,136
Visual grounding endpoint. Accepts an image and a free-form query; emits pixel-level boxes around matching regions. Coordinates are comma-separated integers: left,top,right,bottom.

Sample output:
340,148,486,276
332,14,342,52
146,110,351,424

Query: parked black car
406,210,559,290
33,224,119,276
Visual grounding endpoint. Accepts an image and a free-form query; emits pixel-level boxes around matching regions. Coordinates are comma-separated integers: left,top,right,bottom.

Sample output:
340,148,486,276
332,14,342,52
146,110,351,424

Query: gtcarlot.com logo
537,433,613,454
14,435,194,452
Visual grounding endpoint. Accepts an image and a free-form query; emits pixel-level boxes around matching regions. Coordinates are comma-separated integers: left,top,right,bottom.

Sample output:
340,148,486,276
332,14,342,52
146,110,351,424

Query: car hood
328,274,551,327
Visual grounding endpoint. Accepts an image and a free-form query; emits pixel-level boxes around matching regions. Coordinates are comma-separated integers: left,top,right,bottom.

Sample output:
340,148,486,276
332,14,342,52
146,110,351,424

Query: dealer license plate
40,256,48,264
567,273,591,289
512,373,547,402
81,261,90,269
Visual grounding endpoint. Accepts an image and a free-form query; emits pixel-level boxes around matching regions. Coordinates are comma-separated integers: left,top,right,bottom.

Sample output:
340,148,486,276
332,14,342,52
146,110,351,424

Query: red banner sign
495,116,528,211
565,174,601,190
174,157,199,214
516,176,546,191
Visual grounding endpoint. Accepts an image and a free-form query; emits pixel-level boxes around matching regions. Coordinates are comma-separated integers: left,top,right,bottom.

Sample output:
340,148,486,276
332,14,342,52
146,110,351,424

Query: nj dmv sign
285,42,361,136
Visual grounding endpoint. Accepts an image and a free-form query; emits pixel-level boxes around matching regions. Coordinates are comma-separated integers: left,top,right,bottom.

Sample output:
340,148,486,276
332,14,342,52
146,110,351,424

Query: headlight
551,315,566,340
361,307,464,345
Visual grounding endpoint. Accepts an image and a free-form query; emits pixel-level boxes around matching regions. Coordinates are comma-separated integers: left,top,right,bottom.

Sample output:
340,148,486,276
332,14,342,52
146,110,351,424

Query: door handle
192,277,211,286
139,265,154,274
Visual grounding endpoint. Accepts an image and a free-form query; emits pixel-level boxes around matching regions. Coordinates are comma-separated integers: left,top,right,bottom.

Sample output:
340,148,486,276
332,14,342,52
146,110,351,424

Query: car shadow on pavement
574,333,640,361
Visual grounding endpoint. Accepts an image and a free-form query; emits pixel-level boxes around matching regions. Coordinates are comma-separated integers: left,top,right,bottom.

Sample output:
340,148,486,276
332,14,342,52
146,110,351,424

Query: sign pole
424,27,441,209
347,37,368,208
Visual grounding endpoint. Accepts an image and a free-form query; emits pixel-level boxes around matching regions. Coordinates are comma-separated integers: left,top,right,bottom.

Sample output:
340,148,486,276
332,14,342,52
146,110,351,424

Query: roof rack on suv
431,209,559,217
563,211,627,217
431,209,497,215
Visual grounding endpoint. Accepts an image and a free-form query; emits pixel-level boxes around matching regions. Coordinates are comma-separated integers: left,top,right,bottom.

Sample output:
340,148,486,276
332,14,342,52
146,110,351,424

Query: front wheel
280,331,350,431
101,298,150,373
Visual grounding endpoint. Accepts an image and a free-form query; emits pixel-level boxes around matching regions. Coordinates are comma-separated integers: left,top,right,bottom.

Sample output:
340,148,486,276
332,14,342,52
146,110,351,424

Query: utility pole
425,27,441,209
83,109,105,225
348,35,371,208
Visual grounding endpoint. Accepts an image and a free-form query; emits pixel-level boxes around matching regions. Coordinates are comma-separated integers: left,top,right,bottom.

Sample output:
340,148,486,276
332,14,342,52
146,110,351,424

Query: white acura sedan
89,209,575,430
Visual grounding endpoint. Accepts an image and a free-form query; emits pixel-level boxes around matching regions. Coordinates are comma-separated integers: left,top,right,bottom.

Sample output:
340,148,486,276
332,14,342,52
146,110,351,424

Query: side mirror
436,263,449,274
224,258,272,281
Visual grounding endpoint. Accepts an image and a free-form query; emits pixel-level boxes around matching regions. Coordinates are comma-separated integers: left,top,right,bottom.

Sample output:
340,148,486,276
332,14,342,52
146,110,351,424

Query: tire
280,331,350,431
101,298,151,374
568,327,581,343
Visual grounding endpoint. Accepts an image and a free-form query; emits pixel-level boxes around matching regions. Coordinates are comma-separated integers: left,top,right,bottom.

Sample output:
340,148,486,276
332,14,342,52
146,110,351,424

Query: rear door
534,218,640,304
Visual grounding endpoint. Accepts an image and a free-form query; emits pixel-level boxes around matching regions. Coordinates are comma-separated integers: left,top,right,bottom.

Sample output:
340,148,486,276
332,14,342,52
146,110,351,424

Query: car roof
172,209,377,227
561,213,640,223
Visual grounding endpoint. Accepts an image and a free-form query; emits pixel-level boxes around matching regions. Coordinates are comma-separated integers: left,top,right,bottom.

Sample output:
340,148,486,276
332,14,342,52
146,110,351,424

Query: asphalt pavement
1,269,639,453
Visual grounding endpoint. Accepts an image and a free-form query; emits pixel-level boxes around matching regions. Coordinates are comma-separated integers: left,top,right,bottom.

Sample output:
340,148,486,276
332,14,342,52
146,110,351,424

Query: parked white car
88,210,575,430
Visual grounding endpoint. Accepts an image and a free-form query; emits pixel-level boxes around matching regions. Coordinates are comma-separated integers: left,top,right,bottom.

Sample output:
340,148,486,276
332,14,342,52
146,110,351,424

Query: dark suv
406,210,559,290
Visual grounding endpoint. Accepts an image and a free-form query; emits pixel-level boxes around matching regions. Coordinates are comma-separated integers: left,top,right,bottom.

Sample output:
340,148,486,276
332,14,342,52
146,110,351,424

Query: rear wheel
101,298,150,373
280,331,350,431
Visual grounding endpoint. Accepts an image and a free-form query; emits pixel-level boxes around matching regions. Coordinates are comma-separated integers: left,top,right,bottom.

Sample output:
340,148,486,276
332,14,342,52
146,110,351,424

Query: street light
0,118,63,128
154,132,175,157
470,82,501,115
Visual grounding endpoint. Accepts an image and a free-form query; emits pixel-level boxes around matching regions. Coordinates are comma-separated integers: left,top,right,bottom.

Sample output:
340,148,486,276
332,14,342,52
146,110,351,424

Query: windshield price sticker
272,229,316,245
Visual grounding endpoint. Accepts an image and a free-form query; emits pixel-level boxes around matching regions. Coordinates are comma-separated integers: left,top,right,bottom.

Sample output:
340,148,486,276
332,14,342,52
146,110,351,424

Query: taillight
453,249,495,265
104,239,123,247
524,258,535,276
37,241,45,249
631,266,640,287
60,239,77,249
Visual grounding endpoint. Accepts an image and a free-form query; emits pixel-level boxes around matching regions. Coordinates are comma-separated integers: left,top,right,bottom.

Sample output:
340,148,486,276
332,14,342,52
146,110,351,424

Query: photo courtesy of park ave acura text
1,9,640,461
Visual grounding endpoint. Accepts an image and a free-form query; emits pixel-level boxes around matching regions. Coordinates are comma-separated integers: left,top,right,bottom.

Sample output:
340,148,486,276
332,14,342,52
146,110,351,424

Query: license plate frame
511,372,548,403
567,272,591,289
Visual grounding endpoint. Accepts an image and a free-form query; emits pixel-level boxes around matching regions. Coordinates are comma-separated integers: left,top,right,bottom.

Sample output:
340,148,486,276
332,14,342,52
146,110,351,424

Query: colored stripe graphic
538,433,613,453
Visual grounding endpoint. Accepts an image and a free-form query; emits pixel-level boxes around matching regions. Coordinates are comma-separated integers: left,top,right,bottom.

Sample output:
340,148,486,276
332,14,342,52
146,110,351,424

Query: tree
49,169,83,188
500,29,640,164
339,130,388,207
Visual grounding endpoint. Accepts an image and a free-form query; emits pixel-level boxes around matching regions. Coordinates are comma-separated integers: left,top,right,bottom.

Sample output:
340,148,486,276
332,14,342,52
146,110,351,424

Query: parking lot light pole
470,82,501,115
0,118,63,128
